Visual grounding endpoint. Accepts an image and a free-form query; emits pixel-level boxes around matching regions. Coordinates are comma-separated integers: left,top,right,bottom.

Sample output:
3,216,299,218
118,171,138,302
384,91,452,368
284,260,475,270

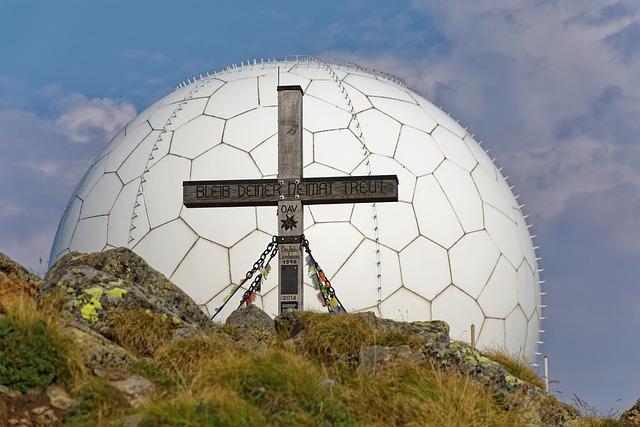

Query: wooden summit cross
183,86,398,314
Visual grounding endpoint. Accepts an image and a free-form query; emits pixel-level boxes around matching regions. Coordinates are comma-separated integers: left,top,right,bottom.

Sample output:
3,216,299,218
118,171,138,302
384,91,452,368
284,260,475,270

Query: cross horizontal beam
183,174,398,208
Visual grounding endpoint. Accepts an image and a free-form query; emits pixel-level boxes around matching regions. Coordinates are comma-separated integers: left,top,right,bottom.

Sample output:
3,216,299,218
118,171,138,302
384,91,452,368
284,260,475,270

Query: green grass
136,326,525,427
190,348,350,426
64,377,130,426
0,297,78,392
146,350,525,427
0,296,614,426
139,387,267,427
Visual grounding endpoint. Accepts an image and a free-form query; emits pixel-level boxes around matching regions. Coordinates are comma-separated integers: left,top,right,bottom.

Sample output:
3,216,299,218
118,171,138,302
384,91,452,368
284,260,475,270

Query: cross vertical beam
277,85,304,314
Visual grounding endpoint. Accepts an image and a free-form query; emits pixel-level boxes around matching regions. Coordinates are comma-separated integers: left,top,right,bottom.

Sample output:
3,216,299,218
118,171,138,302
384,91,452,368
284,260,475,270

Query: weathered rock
320,378,335,391
45,248,210,329
171,324,202,342
110,375,155,408
621,398,640,425
41,249,213,341
358,345,425,374
0,384,20,398
425,340,531,396
45,385,76,411
0,252,42,310
503,391,581,427
224,305,276,349
93,366,129,381
423,339,580,426
536,397,582,427
32,405,58,425
375,317,450,349
67,323,136,369
226,304,275,335
273,309,304,337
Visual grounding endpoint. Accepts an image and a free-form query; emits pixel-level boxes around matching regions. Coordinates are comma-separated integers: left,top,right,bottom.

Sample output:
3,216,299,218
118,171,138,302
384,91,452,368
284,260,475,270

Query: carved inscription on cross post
183,85,398,315
276,85,304,312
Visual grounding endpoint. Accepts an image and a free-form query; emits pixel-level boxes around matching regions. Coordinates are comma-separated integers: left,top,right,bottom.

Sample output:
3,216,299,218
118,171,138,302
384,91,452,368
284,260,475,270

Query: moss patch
0,298,74,392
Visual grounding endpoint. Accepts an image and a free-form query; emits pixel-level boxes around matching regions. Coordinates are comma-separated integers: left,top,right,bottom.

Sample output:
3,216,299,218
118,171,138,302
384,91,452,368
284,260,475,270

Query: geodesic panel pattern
49,58,543,362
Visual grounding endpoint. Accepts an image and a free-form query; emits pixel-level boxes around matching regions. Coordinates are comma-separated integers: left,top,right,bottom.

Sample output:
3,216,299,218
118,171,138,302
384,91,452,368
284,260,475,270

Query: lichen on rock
41,248,214,343
79,286,104,323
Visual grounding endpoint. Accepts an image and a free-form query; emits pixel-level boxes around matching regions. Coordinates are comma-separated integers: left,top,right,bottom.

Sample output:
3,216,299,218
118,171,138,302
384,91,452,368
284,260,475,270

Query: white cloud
0,90,136,270
55,94,136,144
344,0,640,251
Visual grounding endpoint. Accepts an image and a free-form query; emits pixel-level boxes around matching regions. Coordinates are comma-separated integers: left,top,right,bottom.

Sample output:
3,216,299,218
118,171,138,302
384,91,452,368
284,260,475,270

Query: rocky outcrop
274,309,580,427
41,248,212,341
110,375,155,408
0,252,42,310
45,248,210,329
622,398,640,425
0,250,618,426
66,323,137,369
45,385,76,411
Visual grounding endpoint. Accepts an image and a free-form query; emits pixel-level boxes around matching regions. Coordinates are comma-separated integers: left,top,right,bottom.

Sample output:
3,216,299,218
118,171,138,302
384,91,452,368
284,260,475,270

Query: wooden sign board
183,175,399,208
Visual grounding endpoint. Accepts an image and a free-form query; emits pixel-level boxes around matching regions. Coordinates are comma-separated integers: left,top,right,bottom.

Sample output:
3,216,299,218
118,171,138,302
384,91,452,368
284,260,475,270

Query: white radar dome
49,58,542,361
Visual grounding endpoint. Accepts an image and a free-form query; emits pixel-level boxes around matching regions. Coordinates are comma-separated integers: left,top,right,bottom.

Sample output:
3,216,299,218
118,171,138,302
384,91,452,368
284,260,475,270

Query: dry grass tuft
298,312,374,364
191,348,350,426
484,348,545,389
572,395,623,426
374,328,423,348
36,289,69,318
341,360,525,427
108,308,176,356
154,333,234,382
139,386,266,427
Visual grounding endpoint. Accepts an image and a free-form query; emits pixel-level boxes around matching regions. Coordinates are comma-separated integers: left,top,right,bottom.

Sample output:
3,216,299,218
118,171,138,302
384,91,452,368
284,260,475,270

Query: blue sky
1,0,639,413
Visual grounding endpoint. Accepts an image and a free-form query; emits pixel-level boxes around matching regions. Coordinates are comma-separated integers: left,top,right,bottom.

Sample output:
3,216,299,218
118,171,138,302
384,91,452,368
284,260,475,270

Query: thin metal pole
470,324,476,349
543,355,550,393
